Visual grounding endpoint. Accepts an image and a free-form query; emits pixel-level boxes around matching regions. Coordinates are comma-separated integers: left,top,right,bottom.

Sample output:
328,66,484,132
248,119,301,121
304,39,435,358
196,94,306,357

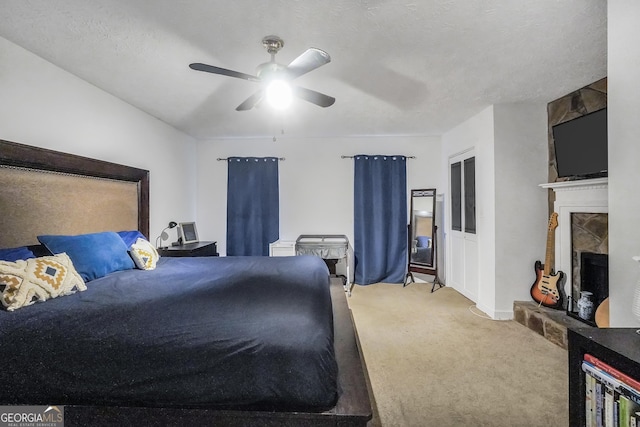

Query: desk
295,235,353,296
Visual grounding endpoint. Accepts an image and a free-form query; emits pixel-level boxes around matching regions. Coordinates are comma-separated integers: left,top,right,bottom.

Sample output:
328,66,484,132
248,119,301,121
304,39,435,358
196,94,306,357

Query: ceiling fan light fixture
189,35,334,111
266,80,292,110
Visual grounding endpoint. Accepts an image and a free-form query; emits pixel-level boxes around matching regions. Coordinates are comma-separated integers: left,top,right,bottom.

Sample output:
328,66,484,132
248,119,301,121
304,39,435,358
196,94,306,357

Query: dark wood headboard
0,139,149,246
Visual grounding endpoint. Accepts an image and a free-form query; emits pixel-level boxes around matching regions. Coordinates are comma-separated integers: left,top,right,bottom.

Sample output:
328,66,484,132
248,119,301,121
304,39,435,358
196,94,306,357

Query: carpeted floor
347,281,568,427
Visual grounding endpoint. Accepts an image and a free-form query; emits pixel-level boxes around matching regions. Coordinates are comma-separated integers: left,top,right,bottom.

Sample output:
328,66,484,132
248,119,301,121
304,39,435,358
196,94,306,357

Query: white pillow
0,253,86,311
130,237,160,270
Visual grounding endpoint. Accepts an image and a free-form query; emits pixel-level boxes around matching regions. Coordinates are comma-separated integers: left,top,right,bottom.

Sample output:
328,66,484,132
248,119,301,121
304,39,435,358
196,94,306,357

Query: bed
0,139,373,426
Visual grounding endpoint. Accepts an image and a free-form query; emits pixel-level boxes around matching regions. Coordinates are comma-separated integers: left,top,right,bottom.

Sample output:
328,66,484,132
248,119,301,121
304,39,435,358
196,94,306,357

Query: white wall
441,103,548,319
493,103,549,316
0,36,198,241
608,1,640,326
196,136,441,256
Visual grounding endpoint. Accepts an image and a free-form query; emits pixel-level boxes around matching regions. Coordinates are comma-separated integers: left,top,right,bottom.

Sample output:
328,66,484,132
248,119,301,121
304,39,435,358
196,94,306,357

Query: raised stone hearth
513,301,590,349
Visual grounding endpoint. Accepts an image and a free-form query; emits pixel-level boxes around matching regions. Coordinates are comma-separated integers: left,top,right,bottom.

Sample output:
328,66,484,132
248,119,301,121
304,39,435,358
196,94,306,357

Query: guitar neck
543,219,555,275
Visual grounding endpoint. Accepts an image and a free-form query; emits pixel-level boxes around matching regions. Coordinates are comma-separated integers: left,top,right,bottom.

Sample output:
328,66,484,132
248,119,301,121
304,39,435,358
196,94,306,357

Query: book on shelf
586,370,595,427
585,353,640,393
595,380,603,427
620,394,639,427
604,384,614,427
583,354,640,427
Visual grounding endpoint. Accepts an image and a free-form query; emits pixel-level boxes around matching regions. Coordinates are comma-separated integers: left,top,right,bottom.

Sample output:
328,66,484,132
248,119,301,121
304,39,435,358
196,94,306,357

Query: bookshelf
568,328,640,426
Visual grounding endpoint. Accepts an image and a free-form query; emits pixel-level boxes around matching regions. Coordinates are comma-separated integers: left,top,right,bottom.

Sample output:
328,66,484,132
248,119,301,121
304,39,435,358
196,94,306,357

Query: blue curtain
354,155,407,284
226,157,279,256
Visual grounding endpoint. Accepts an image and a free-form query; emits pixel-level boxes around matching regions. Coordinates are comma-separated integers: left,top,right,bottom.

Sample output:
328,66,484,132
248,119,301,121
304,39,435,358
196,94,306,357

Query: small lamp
156,221,177,249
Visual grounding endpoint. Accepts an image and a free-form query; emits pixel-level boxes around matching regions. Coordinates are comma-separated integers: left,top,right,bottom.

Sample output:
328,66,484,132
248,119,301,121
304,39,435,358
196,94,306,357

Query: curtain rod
216,157,285,161
341,155,416,159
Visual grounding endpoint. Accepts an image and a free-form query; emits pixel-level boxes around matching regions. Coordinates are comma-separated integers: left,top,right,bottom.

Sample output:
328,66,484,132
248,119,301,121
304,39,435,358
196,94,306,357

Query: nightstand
158,241,218,257
269,240,296,257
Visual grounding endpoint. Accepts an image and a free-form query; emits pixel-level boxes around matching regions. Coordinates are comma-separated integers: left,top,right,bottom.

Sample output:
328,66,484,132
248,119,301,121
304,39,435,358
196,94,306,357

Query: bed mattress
0,255,337,411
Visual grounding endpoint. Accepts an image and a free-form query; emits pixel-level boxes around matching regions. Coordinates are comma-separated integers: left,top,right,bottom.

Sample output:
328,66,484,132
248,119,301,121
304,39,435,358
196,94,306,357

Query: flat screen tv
552,108,607,179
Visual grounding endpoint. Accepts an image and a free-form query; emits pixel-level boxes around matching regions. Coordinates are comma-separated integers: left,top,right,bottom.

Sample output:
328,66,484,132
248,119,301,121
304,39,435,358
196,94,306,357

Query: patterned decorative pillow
0,253,86,311
130,238,160,270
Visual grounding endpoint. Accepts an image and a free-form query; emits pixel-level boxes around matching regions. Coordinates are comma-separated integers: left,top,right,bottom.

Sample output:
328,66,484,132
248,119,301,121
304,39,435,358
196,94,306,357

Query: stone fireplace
571,214,608,296
513,78,608,346
540,177,608,322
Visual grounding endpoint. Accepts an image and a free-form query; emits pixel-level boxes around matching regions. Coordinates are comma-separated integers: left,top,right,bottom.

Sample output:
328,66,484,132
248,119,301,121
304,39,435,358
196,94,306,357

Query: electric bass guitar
530,212,565,309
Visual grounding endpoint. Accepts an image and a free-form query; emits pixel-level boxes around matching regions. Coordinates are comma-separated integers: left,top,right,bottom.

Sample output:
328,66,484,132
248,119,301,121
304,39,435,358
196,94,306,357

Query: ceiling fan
189,35,335,111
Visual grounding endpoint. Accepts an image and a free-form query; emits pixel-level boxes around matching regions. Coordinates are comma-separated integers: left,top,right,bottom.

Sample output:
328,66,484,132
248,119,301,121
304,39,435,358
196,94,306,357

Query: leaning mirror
405,188,441,290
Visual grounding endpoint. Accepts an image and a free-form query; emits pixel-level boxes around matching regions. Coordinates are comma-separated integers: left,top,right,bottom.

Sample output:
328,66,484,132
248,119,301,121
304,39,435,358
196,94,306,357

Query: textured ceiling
0,0,607,140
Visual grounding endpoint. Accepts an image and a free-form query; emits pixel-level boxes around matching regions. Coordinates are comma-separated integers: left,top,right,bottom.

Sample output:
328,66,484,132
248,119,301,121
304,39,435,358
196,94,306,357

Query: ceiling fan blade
236,90,264,111
293,86,335,108
286,48,331,79
189,63,259,82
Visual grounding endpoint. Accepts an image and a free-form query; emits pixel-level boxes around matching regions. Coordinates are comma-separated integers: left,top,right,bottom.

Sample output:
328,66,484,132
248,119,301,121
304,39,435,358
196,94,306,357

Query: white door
448,151,478,301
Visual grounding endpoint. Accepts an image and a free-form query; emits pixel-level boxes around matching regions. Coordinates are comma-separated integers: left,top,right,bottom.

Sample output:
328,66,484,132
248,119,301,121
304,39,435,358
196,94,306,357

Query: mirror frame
405,188,442,291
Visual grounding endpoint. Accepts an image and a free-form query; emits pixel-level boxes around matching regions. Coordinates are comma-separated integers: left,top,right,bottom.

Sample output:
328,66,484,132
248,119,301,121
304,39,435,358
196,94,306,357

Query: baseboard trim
448,285,514,320
475,302,513,320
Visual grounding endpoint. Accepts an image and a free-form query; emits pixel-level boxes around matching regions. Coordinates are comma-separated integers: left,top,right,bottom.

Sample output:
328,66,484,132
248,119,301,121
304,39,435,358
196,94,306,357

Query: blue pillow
416,236,430,248
0,246,36,262
38,232,135,282
117,230,147,249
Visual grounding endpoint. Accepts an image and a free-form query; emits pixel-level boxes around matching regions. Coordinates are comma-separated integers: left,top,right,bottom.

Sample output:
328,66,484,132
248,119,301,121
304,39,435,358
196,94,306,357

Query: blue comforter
0,255,337,411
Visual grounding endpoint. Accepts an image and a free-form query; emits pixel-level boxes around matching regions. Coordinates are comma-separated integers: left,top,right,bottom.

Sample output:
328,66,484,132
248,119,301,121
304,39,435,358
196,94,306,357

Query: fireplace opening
580,252,609,306
567,251,609,325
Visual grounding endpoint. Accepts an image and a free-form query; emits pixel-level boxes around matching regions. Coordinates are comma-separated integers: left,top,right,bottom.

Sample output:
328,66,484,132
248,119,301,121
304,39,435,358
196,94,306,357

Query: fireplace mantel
539,177,608,299
539,177,608,193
